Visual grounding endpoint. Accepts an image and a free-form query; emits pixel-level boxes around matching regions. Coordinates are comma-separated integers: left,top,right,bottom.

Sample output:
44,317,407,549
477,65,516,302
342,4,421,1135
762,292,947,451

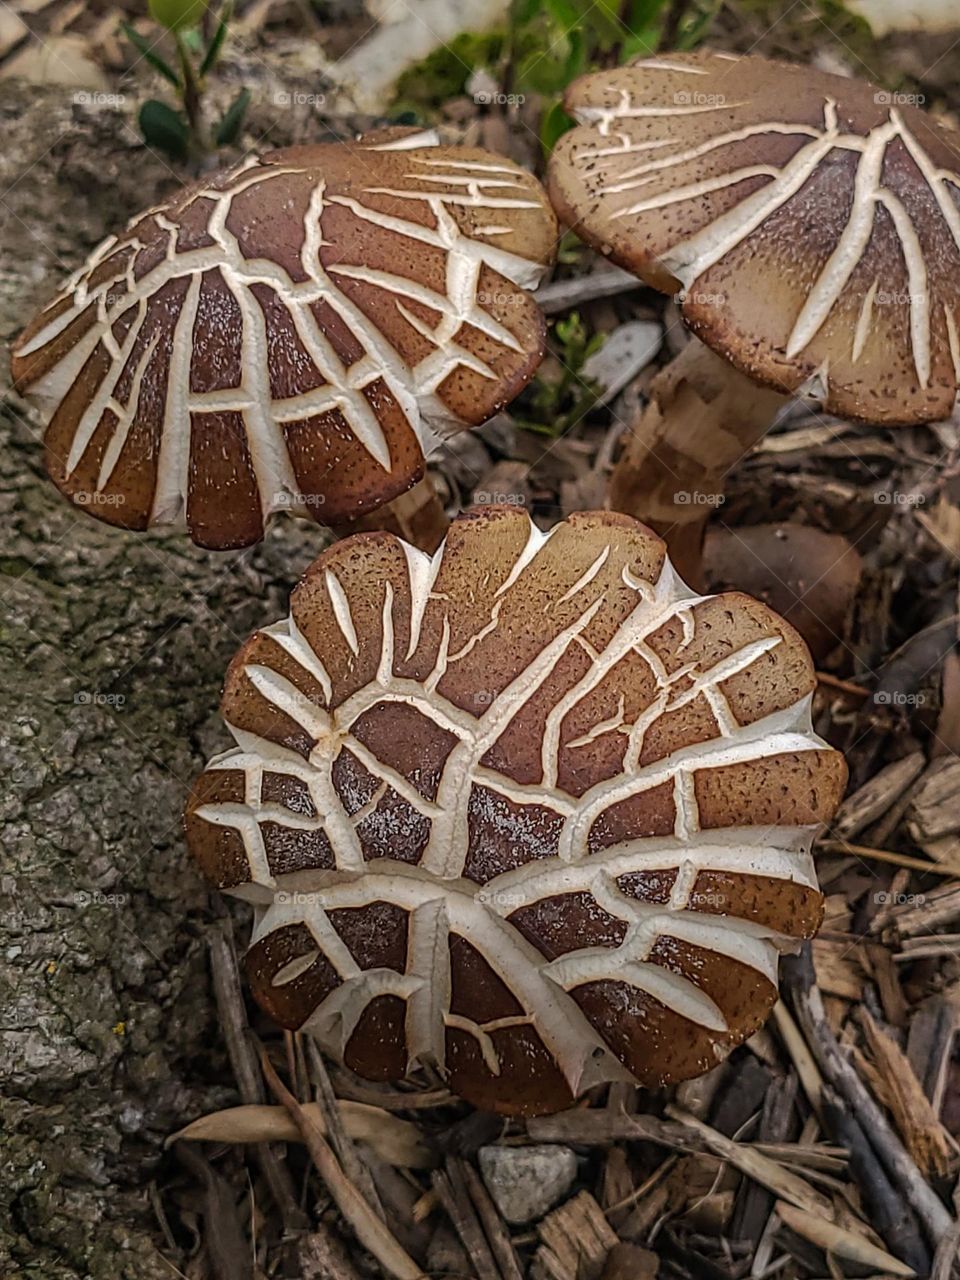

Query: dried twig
818,838,958,876
782,948,954,1244
304,1037,386,1218
432,1159,499,1280
529,1107,831,1216
459,1158,524,1280
856,1008,954,1176
820,1088,929,1275
207,918,306,1231
259,1047,425,1280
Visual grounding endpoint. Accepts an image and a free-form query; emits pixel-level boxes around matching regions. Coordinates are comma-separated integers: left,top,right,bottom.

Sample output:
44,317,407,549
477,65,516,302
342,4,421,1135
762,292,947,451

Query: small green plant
515,312,606,437
123,0,249,161
391,0,719,154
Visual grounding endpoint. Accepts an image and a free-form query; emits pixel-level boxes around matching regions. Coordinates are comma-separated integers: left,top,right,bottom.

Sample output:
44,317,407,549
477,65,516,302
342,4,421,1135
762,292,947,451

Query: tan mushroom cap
11,131,557,549
185,506,846,1115
549,50,960,424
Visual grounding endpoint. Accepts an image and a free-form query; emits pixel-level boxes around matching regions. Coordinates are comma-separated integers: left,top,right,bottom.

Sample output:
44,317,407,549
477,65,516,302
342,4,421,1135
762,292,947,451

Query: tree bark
0,83,331,1280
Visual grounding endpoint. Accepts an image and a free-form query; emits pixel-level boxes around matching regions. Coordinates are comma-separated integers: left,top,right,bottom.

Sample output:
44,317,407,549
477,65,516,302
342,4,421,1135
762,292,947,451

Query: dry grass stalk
259,1048,425,1280
818,838,959,876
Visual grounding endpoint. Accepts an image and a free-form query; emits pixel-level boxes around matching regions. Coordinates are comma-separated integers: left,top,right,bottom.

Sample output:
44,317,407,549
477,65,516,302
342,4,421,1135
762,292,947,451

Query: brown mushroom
11,130,557,551
185,505,847,1116
548,51,960,581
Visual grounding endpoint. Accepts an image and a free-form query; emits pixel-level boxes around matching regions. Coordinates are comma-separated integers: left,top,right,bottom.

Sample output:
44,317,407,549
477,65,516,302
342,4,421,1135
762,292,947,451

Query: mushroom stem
330,475,449,552
607,339,790,587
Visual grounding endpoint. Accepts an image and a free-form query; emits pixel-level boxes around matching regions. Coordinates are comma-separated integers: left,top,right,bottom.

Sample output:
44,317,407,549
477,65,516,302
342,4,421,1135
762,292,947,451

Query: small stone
478,1143,577,1224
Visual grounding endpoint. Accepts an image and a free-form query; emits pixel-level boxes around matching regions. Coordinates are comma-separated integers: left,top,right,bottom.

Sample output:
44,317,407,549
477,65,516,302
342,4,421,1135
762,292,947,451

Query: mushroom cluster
10,57,861,1116
549,50,960,577
186,506,846,1115
12,130,556,550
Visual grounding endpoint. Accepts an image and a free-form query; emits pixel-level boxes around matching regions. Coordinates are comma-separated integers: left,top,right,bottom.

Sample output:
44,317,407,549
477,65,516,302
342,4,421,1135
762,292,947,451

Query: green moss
392,30,506,114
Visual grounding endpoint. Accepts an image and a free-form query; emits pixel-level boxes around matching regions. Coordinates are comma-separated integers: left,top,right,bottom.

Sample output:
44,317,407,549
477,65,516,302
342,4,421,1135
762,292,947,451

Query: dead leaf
2,32,108,88
168,1101,434,1169
916,495,960,558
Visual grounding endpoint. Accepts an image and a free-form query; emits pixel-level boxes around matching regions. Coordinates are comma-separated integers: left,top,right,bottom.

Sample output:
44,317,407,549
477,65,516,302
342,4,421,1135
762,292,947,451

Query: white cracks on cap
566,62,960,402
17,143,553,535
852,278,879,364
191,514,835,1098
785,114,899,360
325,569,360,657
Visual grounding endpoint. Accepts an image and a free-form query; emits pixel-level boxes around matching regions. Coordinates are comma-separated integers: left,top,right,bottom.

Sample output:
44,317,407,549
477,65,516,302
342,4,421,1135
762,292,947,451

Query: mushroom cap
11,134,557,549
185,506,846,1115
548,50,960,424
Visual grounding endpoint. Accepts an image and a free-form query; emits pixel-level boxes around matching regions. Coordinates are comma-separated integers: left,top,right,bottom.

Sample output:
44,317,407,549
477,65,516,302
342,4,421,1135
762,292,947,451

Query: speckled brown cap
11,133,557,549
185,506,846,1114
549,50,960,424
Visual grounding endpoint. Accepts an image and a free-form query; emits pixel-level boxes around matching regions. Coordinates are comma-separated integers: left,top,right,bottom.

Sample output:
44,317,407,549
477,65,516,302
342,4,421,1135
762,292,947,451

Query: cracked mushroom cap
548,50,960,424
11,131,557,549
185,506,846,1115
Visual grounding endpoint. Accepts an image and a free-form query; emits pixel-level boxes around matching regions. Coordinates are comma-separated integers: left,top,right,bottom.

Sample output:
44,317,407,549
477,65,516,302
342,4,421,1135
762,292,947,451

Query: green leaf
215,87,250,146
590,0,628,47
139,98,190,159
181,26,204,53
562,27,587,81
629,0,670,27
540,99,574,153
620,24,661,59
148,0,207,33
510,0,543,27
121,22,181,87
199,0,232,76
515,38,573,95
676,1,722,49
542,0,582,31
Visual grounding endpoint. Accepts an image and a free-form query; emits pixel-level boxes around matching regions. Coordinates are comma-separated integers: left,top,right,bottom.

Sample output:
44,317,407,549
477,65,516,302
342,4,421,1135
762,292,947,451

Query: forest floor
2,2,960,1278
